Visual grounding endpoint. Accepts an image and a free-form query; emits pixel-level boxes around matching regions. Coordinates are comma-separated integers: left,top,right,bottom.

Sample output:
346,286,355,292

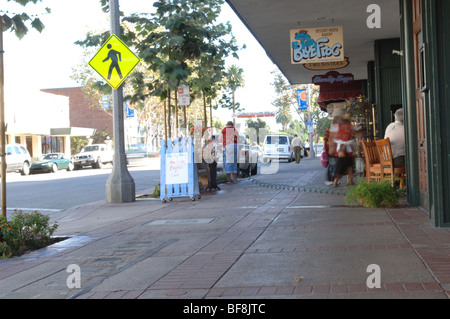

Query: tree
123,0,240,137
223,65,244,123
288,119,305,138
271,71,294,133
1,0,50,38
245,118,269,144
76,0,242,142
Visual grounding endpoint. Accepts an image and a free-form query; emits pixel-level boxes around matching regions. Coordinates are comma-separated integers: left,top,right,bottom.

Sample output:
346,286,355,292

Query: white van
262,135,294,163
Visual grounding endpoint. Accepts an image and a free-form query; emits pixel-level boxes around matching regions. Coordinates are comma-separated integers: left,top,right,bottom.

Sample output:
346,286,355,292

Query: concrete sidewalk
1,157,449,300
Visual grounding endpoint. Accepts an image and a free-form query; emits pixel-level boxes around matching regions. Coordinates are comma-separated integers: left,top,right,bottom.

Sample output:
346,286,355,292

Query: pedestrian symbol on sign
103,44,123,80
89,34,140,90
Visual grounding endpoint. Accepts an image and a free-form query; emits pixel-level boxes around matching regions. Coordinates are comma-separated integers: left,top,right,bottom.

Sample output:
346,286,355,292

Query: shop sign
304,57,349,70
290,26,344,64
312,71,354,86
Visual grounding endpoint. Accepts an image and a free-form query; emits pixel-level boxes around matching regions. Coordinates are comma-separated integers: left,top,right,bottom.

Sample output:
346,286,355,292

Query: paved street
1,157,450,305
5,158,160,211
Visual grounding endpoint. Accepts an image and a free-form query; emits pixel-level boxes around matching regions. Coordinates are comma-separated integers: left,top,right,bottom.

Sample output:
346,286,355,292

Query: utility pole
105,0,135,203
0,17,7,218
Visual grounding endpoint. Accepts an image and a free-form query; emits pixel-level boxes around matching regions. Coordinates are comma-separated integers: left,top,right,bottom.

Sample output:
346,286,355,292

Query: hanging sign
290,26,344,64
312,71,354,86
304,57,350,70
297,89,308,110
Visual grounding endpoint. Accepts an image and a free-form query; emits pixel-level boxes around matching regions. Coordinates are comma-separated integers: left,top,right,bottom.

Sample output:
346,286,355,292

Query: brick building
41,87,113,137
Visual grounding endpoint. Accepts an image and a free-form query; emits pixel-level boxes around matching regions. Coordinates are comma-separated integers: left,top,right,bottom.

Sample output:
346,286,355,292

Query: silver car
1,144,32,175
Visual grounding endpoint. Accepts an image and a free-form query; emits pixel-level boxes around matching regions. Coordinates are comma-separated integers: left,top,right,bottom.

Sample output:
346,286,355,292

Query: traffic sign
89,34,140,90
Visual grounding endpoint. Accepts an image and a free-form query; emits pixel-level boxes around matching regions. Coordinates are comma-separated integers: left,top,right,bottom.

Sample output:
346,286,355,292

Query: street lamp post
105,0,135,203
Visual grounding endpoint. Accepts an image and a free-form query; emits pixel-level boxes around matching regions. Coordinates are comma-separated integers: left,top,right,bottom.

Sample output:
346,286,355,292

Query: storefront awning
50,127,96,137
317,80,364,111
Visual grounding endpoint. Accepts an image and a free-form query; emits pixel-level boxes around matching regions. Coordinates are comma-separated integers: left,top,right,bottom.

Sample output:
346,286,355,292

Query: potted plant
345,179,402,208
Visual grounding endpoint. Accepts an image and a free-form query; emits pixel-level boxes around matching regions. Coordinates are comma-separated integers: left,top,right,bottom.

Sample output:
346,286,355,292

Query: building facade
226,0,450,227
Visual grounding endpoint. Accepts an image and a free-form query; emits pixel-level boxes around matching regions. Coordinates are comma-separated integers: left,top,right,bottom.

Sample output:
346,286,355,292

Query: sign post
102,0,136,203
0,18,6,217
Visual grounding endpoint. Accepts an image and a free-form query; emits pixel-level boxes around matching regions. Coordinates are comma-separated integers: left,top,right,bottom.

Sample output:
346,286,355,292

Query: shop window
41,136,65,154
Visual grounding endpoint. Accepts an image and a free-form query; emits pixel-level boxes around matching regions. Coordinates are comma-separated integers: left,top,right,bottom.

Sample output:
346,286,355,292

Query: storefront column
32,135,42,160
64,135,71,158
421,0,449,226
399,0,420,207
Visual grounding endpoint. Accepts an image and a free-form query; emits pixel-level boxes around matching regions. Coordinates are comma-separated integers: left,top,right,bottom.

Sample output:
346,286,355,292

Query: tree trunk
167,88,171,139
203,90,208,129
209,99,213,130
163,99,167,144
184,105,187,137
175,89,178,138
232,90,236,126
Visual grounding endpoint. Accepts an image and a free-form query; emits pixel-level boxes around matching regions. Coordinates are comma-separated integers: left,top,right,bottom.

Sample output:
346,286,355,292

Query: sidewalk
0,157,449,300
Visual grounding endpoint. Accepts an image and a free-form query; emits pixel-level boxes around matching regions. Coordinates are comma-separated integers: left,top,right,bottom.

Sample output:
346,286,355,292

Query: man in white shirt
291,134,303,164
384,108,405,168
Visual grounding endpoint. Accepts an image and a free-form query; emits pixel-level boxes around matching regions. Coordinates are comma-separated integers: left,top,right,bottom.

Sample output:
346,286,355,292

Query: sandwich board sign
89,34,140,90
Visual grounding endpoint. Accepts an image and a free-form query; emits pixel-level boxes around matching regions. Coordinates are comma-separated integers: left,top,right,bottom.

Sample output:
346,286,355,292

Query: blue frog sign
291,26,344,64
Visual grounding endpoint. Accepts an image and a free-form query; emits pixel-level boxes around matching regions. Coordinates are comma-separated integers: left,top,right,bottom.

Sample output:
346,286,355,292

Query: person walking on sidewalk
329,112,355,187
219,121,239,184
291,134,303,164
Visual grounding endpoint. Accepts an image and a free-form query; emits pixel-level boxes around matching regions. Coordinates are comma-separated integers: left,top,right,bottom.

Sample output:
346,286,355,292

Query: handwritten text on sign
165,152,189,185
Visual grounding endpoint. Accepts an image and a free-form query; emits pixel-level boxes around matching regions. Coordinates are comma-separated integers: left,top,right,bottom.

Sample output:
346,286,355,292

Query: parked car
30,153,74,174
262,135,295,162
73,144,113,169
0,144,32,176
126,144,157,165
205,133,258,176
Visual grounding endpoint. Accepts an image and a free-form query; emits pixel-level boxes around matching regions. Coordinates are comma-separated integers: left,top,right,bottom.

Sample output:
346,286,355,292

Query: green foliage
77,0,243,131
152,183,161,197
246,118,269,144
218,173,227,182
345,179,401,208
0,210,58,258
70,137,89,155
1,0,50,39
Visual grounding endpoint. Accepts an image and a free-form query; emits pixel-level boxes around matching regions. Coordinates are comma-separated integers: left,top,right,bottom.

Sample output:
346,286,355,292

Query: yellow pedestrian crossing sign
89,34,140,90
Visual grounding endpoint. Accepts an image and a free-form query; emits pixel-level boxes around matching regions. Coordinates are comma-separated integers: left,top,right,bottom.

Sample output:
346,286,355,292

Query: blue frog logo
292,29,342,63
